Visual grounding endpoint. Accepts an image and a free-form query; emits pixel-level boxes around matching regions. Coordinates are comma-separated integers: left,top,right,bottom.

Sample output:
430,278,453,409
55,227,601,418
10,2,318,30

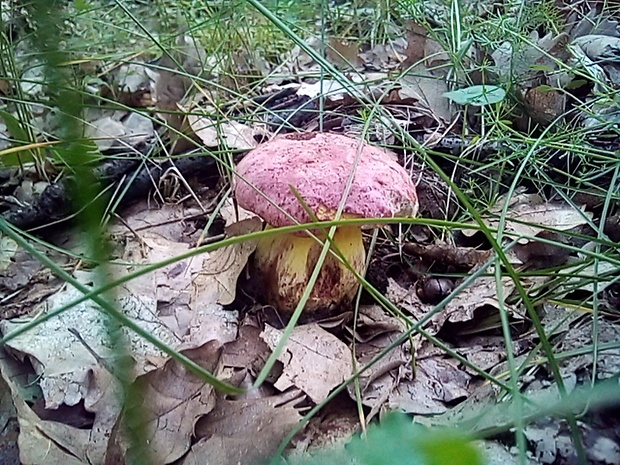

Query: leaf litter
1,2,620,464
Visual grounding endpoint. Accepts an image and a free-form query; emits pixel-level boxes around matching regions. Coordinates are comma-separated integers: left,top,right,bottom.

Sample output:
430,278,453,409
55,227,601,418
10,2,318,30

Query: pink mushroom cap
234,132,418,227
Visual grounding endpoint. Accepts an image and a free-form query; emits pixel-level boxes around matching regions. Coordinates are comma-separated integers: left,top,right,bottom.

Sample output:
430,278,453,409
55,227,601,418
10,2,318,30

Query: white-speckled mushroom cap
234,132,418,227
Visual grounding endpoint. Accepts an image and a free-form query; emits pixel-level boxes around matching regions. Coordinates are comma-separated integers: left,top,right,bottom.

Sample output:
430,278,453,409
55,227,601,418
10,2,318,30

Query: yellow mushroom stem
254,225,366,314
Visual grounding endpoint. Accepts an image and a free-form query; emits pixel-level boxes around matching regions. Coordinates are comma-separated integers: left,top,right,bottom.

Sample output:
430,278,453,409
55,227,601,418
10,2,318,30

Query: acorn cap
234,132,418,226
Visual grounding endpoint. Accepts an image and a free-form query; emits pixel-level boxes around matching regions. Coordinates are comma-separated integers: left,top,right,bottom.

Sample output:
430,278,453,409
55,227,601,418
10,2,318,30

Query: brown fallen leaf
261,323,353,403
524,85,566,124
388,356,472,415
0,270,180,410
292,395,360,453
107,342,221,465
402,21,428,69
441,273,517,326
186,389,304,465
347,324,409,420
347,304,405,344
0,349,92,465
191,217,261,307
512,229,572,270
326,37,362,69
220,315,271,373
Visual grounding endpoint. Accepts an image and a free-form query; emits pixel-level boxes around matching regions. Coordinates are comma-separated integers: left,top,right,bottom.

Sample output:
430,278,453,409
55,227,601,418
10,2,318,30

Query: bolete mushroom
234,132,418,314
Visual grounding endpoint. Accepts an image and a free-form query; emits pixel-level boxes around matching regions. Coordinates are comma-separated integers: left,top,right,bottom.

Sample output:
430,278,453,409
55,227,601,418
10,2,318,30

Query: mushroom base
253,225,365,314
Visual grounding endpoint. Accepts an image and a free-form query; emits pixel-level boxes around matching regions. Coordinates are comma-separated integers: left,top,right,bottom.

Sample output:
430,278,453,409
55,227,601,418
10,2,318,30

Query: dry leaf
187,114,260,150
292,399,360,453
108,202,205,240
113,342,221,465
220,317,270,372
572,35,620,62
0,349,92,465
556,317,620,379
388,356,472,415
186,389,304,465
296,79,348,102
0,246,42,295
462,193,591,243
154,34,207,112
524,86,566,124
123,112,154,146
492,32,569,85
399,70,453,122
387,271,516,335
346,312,409,418
191,217,261,306
557,260,617,295
349,304,405,343
402,21,429,68
0,270,179,410
219,198,260,226
387,276,431,314
115,62,152,95
441,274,516,326
326,37,362,69
261,324,352,403
85,116,125,151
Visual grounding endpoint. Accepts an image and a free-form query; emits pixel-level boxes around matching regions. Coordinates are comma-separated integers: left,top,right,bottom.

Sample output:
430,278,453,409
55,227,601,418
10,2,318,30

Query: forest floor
0,1,619,464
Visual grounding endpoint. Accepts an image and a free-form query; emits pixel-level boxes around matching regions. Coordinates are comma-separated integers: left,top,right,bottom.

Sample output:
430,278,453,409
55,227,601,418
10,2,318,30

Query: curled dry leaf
112,61,154,108
112,213,258,343
0,215,256,459
386,278,433,327
191,217,261,307
572,35,620,63
292,398,360,453
387,274,516,336
523,85,566,124
260,324,352,404
85,112,154,152
399,71,452,123
403,242,491,270
348,304,406,344
154,34,208,113
115,62,153,95
443,274,516,326
326,37,362,69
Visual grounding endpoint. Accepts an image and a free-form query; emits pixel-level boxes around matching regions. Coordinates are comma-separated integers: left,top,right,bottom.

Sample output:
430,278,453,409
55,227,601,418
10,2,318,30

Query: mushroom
234,132,418,314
